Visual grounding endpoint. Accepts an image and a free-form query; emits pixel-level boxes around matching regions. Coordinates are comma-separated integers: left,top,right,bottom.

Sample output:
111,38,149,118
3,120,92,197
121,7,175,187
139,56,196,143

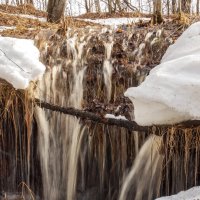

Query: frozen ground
78,17,150,27
0,37,45,89
156,186,200,200
125,22,200,125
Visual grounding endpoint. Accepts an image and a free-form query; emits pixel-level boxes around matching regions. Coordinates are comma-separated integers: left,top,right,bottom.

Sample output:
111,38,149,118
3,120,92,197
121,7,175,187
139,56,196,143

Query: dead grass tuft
0,3,46,17
77,11,151,19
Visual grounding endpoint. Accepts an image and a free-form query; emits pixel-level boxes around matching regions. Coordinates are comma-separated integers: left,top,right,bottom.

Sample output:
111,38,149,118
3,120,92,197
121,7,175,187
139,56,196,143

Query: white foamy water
34,33,87,200
119,135,164,200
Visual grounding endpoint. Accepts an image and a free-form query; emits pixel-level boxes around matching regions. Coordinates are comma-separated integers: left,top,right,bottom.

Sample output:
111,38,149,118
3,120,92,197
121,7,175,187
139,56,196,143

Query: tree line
1,0,197,23
47,0,197,23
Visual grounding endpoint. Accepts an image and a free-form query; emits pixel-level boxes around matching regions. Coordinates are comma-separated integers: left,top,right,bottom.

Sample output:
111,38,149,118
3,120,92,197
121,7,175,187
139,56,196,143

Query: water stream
34,32,88,200
32,27,168,200
1,26,199,200
119,135,164,200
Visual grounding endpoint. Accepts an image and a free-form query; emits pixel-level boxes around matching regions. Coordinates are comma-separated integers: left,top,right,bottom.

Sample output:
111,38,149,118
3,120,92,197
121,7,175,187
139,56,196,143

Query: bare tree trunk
148,0,152,13
197,0,199,14
167,0,170,16
113,0,117,12
94,0,101,12
138,0,141,12
89,0,92,12
115,0,122,11
177,0,181,12
107,0,113,13
181,0,191,13
172,0,176,14
25,0,34,5
16,0,20,5
152,0,163,24
47,0,66,23
85,0,90,12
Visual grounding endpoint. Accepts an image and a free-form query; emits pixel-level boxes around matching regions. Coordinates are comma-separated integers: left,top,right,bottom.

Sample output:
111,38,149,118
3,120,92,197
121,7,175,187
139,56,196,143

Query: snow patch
125,22,200,125
105,114,127,120
0,36,45,89
0,26,16,32
15,13,47,22
78,17,150,27
156,186,200,200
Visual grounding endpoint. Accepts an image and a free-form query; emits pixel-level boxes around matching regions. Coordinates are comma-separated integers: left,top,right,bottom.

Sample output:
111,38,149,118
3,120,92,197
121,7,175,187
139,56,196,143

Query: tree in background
94,0,101,12
181,0,191,13
197,0,199,14
172,0,176,14
152,0,163,24
3,0,198,22
47,0,66,22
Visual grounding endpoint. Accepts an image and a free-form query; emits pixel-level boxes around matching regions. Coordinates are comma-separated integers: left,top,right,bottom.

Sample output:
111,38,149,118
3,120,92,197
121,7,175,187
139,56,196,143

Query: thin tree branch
122,0,139,11
34,98,200,131
34,98,148,131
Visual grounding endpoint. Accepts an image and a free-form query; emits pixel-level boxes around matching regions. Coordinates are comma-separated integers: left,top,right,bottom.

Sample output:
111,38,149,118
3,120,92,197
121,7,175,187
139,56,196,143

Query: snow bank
78,17,150,27
125,22,200,125
0,36,45,89
156,186,200,200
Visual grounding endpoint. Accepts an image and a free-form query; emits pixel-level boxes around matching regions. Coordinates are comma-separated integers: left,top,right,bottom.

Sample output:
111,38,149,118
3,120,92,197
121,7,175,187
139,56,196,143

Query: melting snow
125,22,200,125
14,13,47,22
78,17,150,27
156,186,200,200
0,36,45,89
105,114,127,120
0,26,16,32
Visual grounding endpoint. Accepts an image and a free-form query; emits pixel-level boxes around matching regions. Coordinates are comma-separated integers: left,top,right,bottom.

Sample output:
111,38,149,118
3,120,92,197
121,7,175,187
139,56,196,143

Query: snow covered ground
0,26,16,32
12,13,46,22
78,17,150,27
125,22,200,125
156,186,200,200
0,37,45,89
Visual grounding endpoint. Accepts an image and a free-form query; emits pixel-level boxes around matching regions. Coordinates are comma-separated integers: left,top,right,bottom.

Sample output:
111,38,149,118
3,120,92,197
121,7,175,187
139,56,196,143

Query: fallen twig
34,98,200,131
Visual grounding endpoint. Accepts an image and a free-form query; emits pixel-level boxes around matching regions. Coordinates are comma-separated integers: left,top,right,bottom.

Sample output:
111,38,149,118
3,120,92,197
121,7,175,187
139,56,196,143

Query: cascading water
119,135,164,200
34,32,88,200
1,24,199,200
29,26,177,200
103,35,113,102
2,22,200,200
34,27,129,200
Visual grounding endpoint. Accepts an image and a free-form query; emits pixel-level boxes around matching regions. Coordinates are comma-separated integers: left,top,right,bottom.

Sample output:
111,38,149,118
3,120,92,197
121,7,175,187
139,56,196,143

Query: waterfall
119,135,164,200
103,36,113,102
34,32,87,200
1,23,200,200
31,27,172,200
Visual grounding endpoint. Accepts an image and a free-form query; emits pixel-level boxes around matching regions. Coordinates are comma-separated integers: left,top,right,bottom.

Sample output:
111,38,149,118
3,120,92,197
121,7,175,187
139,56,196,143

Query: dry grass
77,11,151,19
0,11,99,38
0,79,34,187
0,3,46,17
0,11,49,27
